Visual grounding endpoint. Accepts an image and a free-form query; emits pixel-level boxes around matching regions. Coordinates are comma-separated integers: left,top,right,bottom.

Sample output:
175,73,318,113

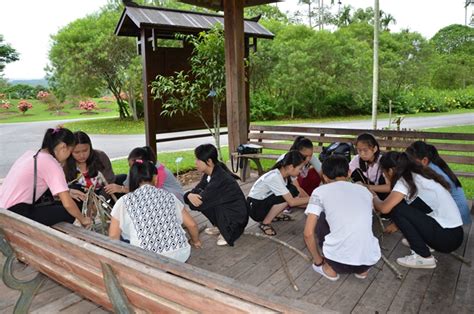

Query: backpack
318,142,355,163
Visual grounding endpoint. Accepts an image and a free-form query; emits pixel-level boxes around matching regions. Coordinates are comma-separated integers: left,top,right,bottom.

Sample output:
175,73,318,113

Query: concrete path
0,113,472,177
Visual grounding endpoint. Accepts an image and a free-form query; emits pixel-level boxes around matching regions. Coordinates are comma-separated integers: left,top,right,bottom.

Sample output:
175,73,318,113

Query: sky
0,0,472,80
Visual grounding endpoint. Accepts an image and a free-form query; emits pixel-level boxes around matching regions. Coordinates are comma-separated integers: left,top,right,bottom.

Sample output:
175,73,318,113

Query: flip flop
272,213,294,222
259,223,277,236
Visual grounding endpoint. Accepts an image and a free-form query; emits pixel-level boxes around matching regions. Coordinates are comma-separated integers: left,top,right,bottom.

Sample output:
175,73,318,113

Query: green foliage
0,84,47,99
0,34,19,73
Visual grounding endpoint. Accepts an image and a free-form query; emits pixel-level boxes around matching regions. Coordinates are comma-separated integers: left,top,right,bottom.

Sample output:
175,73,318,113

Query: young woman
105,146,184,203
406,141,471,224
373,151,463,269
109,160,201,262
184,144,248,246
0,127,92,227
64,131,116,203
247,150,310,236
350,133,390,197
279,136,322,197
304,155,380,281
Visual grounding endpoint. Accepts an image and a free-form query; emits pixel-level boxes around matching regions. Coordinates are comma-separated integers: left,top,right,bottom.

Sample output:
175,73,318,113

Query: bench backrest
248,125,474,167
0,210,322,313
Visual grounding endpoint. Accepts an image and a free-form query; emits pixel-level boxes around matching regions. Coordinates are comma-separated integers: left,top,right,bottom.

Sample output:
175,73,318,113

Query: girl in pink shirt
0,128,91,227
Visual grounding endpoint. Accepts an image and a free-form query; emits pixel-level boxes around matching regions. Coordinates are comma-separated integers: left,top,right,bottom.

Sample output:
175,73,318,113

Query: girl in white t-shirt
247,150,310,236
109,160,201,262
373,151,463,269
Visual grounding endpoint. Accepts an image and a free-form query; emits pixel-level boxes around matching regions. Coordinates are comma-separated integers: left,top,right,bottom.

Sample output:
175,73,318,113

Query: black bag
232,144,263,173
32,150,58,208
318,142,355,163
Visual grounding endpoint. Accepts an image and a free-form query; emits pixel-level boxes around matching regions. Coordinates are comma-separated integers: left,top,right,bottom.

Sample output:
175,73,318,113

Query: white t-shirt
305,181,381,266
392,173,463,229
248,169,290,200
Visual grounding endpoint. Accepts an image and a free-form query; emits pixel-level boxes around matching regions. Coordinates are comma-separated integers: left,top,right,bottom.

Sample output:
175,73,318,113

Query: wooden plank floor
1,175,473,313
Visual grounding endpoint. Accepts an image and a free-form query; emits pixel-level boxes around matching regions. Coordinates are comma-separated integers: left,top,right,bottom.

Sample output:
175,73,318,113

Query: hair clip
52,127,61,134
135,159,144,164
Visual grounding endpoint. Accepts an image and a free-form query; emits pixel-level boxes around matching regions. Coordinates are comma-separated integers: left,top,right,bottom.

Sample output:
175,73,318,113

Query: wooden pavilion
114,2,275,153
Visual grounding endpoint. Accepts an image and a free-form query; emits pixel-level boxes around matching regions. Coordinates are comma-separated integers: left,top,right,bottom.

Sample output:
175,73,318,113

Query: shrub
17,100,32,114
79,100,97,112
250,92,284,121
1,102,10,110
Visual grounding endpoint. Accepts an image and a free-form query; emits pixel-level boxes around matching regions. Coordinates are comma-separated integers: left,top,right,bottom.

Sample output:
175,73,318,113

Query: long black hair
380,151,449,199
406,141,462,188
290,136,313,152
128,146,157,164
65,131,104,182
271,150,305,171
129,160,157,192
355,133,381,172
41,127,75,158
194,144,240,180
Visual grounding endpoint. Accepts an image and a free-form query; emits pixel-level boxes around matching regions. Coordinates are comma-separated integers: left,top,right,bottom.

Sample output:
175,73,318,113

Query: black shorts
247,182,298,222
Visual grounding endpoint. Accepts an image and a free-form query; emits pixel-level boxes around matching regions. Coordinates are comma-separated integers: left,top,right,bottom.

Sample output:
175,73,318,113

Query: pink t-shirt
349,154,383,184
0,150,69,209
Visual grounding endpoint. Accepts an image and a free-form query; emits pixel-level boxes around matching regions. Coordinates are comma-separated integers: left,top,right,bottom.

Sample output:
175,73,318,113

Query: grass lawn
66,108,474,135
111,124,474,199
0,98,119,123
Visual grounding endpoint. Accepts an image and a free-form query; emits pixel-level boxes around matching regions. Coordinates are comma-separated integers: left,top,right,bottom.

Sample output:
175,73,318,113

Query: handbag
231,144,263,173
32,150,57,208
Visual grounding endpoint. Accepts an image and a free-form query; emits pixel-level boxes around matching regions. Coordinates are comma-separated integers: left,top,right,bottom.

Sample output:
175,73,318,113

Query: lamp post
371,0,380,130
466,0,473,26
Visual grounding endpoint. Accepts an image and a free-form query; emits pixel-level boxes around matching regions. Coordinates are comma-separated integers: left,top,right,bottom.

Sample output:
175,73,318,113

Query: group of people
0,127,470,281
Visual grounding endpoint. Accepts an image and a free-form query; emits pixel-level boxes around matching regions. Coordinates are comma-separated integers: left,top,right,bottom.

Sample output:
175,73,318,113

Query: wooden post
223,0,248,155
141,29,158,154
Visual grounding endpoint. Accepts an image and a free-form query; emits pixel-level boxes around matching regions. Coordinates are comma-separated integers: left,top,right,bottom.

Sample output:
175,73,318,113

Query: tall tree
0,35,19,74
48,10,137,118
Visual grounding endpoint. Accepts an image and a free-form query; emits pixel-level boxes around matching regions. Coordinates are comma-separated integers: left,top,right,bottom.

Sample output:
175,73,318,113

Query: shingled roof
115,4,274,39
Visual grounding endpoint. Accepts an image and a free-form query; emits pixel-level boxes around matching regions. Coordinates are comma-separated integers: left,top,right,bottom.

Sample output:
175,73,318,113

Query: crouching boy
303,155,381,281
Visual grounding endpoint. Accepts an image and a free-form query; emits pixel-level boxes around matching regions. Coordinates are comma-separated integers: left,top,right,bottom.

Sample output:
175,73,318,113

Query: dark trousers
391,199,464,257
247,183,299,222
8,202,75,226
316,212,372,274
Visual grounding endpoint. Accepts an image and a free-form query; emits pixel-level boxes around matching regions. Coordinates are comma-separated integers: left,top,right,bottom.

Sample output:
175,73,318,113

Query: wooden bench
233,124,474,182
0,210,323,313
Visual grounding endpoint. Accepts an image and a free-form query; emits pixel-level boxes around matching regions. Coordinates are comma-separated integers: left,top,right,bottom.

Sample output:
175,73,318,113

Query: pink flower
17,100,33,114
79,100,97,111
36,91,50,100
1,102,10,110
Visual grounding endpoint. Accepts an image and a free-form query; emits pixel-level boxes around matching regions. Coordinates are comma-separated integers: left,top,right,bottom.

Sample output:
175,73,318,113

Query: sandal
272,213,294,222
259,223,277,236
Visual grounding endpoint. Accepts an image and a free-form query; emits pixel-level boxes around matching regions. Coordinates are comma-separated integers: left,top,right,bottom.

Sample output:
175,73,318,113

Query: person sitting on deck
184,144,249,247
109,160,201,262
406,141,471,225
277,136,322,199
0,127,92,227
373,151,463,269
104,146,185,203
64,131,116,206
247,150,310,236
304,155,381,281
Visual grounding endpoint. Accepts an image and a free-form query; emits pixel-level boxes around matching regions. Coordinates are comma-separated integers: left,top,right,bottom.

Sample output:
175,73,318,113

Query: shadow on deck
1,175,473,313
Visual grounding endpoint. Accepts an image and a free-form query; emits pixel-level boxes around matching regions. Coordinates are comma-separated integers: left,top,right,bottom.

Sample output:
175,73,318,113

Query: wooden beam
224,0,248,154
179,0,280,10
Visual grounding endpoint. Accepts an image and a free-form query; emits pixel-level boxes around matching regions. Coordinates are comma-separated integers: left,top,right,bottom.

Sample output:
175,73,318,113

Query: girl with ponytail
406,141,470,224
373,151,463,269
109,160,201,262
247,150,310,236
184,144,248,246
0,127,92,227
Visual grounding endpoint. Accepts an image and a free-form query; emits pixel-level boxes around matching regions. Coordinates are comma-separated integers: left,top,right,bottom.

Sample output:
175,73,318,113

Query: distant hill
9,79,49,87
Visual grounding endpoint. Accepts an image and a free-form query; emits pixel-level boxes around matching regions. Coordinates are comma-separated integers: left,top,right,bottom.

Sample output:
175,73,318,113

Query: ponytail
272,150,305,170
290,136,313,152
195,144,240,180
41,127,75,157
128,146,157,164
129,160,157,192
380,151,449,199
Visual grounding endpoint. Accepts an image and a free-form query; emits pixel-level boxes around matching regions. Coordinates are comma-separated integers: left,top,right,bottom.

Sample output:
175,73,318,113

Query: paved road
0,113,472,177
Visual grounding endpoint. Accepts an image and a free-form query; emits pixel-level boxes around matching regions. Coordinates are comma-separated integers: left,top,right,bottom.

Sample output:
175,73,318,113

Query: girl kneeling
373,151,463,269
109,161,201,262
247,150,309,236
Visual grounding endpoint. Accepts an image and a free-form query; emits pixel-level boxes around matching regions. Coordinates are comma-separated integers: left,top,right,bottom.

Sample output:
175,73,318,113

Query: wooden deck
1,176,473,313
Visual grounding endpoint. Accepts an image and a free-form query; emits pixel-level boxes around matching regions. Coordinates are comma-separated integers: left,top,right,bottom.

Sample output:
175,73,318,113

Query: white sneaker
216,234,228,246
396,251,436,269
311,264,339,281
354,272,368,279
204,226,220,235
282,207,292,214
401,238,435,253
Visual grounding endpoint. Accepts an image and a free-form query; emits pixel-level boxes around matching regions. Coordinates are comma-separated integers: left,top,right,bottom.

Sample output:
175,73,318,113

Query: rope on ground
277,247,299,291
244,232,311,263
449,251,472,266
380,254,404,280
